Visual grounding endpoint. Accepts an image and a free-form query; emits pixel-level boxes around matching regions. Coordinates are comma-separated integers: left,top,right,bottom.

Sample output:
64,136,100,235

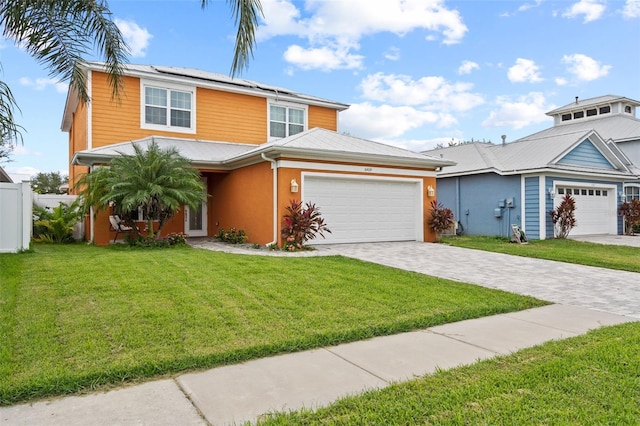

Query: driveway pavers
323,242,640,319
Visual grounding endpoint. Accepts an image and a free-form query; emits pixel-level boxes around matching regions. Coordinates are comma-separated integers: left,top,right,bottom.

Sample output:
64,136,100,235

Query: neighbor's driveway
324,242,640,319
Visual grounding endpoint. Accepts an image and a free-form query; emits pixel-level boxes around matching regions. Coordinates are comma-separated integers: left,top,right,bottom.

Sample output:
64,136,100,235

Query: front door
185,177,208,237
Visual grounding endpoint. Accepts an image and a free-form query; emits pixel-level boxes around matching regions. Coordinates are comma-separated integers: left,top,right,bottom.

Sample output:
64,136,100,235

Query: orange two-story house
63,63,453,246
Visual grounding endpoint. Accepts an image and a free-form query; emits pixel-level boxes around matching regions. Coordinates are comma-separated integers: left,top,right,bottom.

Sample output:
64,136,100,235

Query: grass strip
260,322,640,425
0,243,545,405
444,235,640,272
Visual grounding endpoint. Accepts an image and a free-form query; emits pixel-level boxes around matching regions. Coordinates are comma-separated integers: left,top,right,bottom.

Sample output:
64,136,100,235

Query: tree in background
31,171,68,194
0,0,262,155
618,199,640,235
75,142,206,241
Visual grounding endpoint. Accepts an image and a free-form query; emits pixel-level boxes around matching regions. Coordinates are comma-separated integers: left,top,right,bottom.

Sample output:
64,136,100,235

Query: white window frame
624,184,640,202
267,101,307,141
140,79,196,134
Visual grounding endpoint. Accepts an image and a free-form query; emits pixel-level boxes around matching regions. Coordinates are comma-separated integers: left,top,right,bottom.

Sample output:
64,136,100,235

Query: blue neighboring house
428,95,640,239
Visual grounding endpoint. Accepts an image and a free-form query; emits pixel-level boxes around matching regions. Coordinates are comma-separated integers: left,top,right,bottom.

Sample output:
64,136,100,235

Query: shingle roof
73,128,455,169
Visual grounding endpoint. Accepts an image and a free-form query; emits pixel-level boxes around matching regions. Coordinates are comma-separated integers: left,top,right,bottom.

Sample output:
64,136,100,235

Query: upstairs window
141,81,195,133
269,104,306,139
561,113,572,122
625,185,640,202
625,105,632,113
599,106,611,114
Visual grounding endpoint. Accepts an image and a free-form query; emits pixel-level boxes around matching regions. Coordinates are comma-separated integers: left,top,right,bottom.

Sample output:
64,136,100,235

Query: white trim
552,180,618,191
278,160,437,177
140,79,196,134
267,100,308,141
539,175,546,240
184,177,208,237
301,172,424,243
87,70,92,150
520,176,526,233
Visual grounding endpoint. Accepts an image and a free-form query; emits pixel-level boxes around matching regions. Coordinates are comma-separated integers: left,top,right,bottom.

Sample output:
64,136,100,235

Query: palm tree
76,142,206,240
0,0,262,148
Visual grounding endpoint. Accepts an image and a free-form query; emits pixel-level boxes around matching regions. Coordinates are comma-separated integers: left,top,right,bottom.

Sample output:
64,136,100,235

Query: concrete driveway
324,242,640,319
570,234,640,247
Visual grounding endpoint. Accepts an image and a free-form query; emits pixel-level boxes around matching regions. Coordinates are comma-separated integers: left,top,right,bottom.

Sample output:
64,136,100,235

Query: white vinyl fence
0,182,32,253
33,193,84,241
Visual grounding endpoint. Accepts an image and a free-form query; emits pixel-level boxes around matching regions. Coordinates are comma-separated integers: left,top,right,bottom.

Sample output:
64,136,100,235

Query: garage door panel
304,176,421,244
554,185,616,236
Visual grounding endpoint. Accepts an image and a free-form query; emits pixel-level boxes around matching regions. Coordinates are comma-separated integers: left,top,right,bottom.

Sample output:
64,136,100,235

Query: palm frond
202,0,263,77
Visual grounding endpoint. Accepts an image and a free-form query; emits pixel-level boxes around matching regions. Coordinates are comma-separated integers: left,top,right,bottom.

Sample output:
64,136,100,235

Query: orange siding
209,162,273,244
197,90,266,143
308,105,338,131
68,101,89,191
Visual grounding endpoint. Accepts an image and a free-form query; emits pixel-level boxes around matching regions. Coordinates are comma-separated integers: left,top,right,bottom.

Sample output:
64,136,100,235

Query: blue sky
2,0,640,179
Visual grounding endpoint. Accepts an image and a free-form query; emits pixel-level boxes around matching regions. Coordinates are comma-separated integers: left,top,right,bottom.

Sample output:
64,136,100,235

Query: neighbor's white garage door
303,175,422,244
554,185,617,235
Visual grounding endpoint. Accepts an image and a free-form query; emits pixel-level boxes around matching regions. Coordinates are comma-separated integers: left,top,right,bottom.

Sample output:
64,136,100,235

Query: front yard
444,235,640,272
0,244,545,405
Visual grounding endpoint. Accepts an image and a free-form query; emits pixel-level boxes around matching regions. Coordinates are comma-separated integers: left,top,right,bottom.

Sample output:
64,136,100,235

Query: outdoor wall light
548,188,555,199
427,185,435,197
290,179,299,193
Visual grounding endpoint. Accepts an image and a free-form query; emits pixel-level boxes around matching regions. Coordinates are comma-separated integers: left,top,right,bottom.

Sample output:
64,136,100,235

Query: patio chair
109,215,133,243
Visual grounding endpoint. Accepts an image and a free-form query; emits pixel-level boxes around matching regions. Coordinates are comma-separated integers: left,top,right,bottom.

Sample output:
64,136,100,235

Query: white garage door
303,175,422,244
554,185,617,235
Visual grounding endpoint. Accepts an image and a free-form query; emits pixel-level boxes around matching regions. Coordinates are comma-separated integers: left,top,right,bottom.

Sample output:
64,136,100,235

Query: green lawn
444,235,640,272
260,321,640,425
0,244,545,405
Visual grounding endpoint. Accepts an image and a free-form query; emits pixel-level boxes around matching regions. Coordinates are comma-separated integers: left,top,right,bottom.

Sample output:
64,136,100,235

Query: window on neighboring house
625,185,640,202
586,108,597,117
625,105,632,114
269,104,306,139
561,113,572,122
142,83,195,133
573,111,584,119
599,106,611,114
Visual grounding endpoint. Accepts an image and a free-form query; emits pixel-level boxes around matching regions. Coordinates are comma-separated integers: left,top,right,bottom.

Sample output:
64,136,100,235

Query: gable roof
524,113,640,144
429,128,636,179
72,128,455,170
62,62,349,131
0,166,12,183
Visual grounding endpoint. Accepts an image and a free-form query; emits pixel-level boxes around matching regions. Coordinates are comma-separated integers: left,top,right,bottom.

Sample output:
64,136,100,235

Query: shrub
217,227,248,244
427,200,455,236
618,199,640,235
165,232,188,246
32,201,83,243
281,199,331,251
550,194,576,239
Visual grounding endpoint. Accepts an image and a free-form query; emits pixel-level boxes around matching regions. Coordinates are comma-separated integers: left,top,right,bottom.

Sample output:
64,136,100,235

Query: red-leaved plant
281,200,331,251
618,199,640,235
550,193,576,238
427,200,455,239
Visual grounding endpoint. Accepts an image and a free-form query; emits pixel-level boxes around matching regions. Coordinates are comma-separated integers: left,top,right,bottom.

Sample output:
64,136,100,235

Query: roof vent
501,134,506,145
575,96,579,104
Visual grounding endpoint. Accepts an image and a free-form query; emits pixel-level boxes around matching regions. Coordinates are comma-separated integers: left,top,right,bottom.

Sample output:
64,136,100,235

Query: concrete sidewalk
1,304,634,426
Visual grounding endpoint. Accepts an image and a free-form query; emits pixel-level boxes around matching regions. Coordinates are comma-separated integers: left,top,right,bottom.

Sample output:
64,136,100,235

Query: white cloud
115,18,152,57
622,0,640,18
555,77,568,86
257,0,468,70
562,53,611,81
518,0,543,12
458,60,479,75
358,72,484,111
283,42,364,71
562,0,606,23
482,92,553,129
340,102,456,140
384,47,401,61
19,77,68,93
507,58,543,83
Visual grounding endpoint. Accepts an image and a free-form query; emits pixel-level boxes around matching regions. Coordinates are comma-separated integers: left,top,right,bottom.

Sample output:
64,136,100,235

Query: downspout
261,153,278,247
